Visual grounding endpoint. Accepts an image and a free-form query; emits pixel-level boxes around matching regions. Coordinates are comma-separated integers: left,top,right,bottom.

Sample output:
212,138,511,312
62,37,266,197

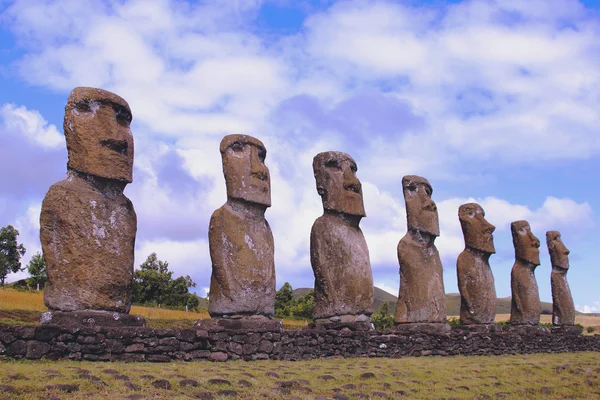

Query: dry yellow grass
130,305,209,320
0,288,46,311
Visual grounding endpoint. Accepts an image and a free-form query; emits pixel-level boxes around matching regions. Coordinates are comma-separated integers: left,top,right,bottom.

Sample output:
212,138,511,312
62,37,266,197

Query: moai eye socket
75,101,91,113
230,142,244,152
350,162,357,173
325,159,340,169
407,184,417,192
258,149,266,163
114,107,132,126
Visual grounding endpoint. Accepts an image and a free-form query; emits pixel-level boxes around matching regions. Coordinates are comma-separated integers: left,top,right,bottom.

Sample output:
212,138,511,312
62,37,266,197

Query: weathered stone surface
41,87,136,313
40,311,145,327
310,152,373,323
547,231,575,326
207,134,275,318
194,317,282,332
510,220,541,325
395,176,445,324
456,203,497,325
0,324,596,362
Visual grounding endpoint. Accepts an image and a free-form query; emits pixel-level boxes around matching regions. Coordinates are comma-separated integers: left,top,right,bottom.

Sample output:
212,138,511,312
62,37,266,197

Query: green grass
0,352,599,399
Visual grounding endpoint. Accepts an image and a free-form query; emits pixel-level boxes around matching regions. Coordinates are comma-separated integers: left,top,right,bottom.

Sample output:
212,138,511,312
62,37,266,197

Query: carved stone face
402,175,439,237
546,230,570,270
511,220,540,266
313,151,365,217
459,203,496,254
220,134,271,207
65,87,134,182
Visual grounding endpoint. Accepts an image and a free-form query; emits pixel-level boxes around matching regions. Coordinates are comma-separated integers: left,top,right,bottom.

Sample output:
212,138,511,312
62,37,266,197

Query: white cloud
576,297,600,314
0,104,63,149
1,0,599,305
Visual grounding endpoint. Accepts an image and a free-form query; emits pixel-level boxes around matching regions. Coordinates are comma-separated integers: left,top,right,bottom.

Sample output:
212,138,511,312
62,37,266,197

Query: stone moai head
313,151,365,217
459,203,496,254
402,175,439,237
546,230,570,270
64,87,134,182
220,134,271,207
511,220,540,266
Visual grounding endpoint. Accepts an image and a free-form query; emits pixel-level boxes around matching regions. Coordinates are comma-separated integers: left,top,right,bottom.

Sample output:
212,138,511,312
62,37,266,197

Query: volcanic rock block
207,134,275,318
310,151,374,324
456,203,497,325
41,87,139,319
395,175,446,324
510,220,541,325
547,230,575,326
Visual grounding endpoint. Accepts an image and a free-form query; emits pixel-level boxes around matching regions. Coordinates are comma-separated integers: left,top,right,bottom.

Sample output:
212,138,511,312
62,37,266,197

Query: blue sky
1,0,599,313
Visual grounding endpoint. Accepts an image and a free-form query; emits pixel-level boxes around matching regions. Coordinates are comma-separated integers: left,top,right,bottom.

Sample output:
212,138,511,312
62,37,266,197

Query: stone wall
1,324,598,362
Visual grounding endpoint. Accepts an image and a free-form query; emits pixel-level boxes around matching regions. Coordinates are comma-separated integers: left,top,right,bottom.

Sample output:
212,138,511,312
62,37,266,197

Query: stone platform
393,322,451,333
194,317,282,332
40,311,146,327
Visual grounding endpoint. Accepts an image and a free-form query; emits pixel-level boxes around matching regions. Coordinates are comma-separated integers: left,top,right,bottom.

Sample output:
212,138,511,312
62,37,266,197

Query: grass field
1,288,599,332
0,352,598,399
1,288,600,398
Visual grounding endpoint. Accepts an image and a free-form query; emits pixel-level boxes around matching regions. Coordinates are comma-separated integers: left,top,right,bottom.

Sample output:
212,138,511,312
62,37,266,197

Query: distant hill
292,287,556,316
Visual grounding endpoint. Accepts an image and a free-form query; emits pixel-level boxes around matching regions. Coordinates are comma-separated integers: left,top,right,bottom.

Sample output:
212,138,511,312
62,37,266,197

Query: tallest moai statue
40,87,144,326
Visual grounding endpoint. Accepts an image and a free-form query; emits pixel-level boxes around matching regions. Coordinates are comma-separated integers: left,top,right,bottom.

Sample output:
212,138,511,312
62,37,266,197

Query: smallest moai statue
509,220,541,326
456,203,497,325
547,231,575,326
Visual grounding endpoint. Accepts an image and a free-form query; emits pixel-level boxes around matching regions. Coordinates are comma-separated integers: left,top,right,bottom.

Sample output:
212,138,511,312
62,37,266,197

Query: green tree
0,225,26,286
292,290,314,319
132,253,199,309
132,253,173,306
275,282,294,317
27,252,47,290
372,301,395,330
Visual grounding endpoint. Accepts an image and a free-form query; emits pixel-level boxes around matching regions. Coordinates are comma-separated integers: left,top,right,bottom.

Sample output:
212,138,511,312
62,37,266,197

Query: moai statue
310,152,374,328
510,220,541,326
197,134,277,330
40,87,144,327
547,231,575,326
395,175,447,327
456,203,497,325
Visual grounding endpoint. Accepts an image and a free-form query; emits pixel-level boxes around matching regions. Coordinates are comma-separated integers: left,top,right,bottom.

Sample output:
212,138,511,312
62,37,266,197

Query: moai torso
310,152,374,322
395,175,446,324
311,213,373,319
547,231,575,326
41,87,136,313
42,174,136,312
208,202,275,317
509,221,541,325
396,237,445,323
207,134,275,318
456,203,496,325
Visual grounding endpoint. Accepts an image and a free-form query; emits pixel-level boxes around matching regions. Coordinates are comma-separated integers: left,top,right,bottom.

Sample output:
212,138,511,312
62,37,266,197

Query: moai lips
547,231,575,326
510,220,542,325
395,175,446,324
456,203,497,325
310,152,373,324
41,87,137,315
207,134,275,318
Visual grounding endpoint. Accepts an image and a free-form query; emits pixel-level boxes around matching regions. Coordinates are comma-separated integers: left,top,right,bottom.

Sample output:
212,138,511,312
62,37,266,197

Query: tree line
2,224,394,324
0,224,201,310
